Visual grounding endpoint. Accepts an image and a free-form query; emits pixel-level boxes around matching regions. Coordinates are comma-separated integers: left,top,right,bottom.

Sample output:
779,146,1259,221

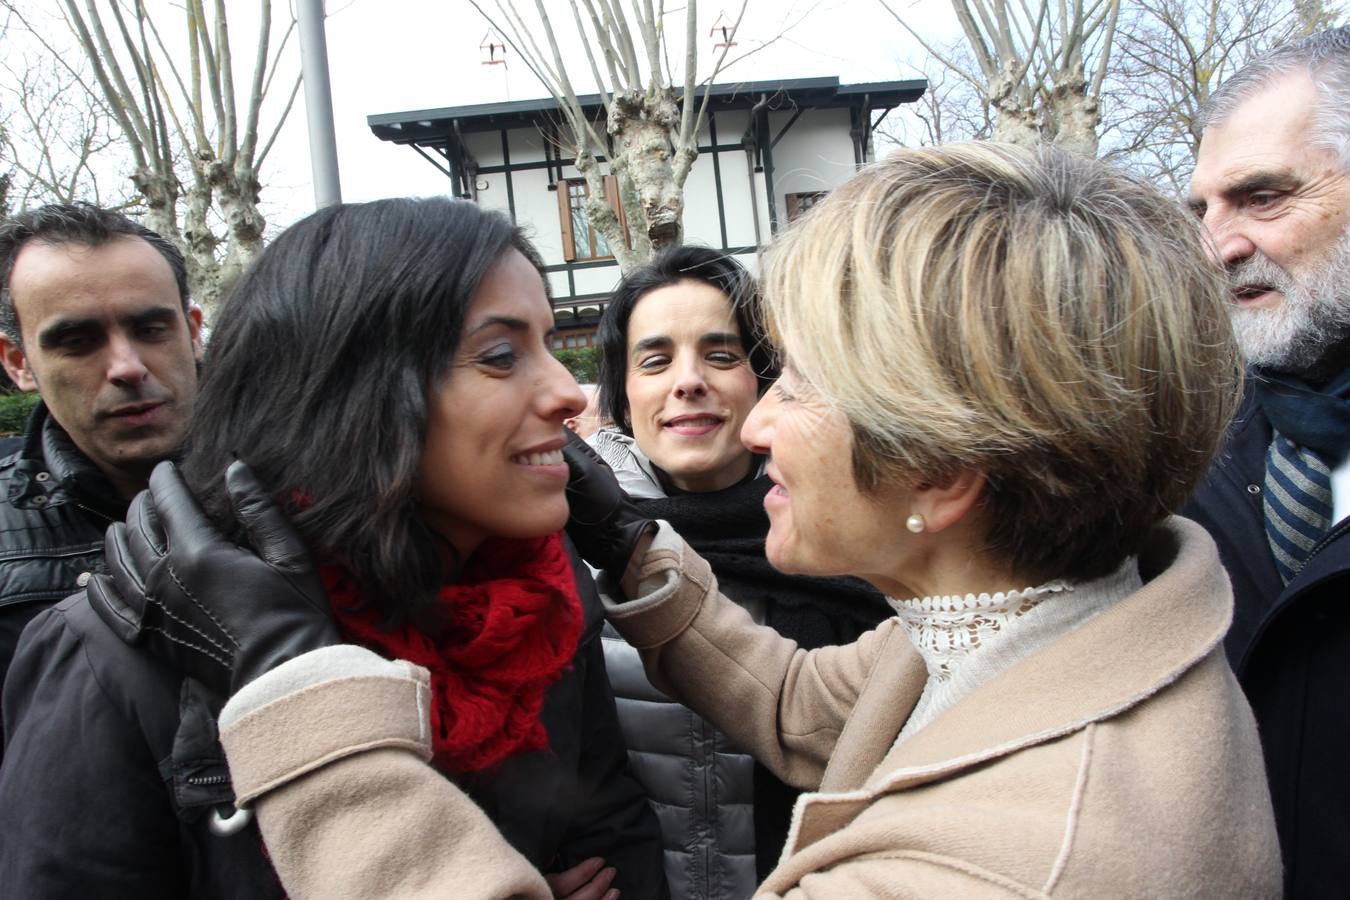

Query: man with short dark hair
0,202,202,684
0,205,291,897
1185,25,1350,897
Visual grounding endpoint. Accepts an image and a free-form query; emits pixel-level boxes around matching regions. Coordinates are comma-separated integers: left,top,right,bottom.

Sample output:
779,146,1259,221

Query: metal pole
297,0,342,208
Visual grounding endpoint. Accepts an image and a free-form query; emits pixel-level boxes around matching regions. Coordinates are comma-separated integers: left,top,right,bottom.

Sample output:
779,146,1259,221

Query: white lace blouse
888,557,1143,746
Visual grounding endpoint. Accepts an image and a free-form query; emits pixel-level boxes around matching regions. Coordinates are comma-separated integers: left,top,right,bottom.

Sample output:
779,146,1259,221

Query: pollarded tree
880,0,1123,156
2,0,302,313
469,0,752,272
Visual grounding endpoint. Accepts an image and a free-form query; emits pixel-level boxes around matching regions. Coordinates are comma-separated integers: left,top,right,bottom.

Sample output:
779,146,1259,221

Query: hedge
552,347,599,384
0,391,38,436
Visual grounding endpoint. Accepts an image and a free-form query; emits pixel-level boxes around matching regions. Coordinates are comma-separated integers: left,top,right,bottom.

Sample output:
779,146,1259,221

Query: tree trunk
181,169,220,314
215,161,265,305
1047,67,1100,157
988,65,1040,147
609,87,685,253
131,164,180,247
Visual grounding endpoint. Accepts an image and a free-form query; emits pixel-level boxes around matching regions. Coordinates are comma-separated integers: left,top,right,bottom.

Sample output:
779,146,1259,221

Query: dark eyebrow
1228,172,1300,197
631,335,672,355
632,331,745,356
36,305,182,350
700,331,744,347
37,318,100,349
125,306,179,327
466,315,530,337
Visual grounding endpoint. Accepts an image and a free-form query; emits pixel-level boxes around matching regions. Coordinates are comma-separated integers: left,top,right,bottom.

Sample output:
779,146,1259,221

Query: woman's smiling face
417,248,586,559
741,364,918,593
624,279,761,492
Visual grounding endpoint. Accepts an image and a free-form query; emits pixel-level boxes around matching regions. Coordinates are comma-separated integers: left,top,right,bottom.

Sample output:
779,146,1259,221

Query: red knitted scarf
320,532,582,773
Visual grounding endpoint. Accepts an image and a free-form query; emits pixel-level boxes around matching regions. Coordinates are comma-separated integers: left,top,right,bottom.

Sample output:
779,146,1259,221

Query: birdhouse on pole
481,30,507,66
710,12,737,52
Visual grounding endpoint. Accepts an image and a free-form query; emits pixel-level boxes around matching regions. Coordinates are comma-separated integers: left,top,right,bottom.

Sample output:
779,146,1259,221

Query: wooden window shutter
557,180,577,261
603,174,632,249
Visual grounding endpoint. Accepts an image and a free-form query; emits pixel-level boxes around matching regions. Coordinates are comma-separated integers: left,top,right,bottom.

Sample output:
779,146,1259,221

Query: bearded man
1185,26,1350,898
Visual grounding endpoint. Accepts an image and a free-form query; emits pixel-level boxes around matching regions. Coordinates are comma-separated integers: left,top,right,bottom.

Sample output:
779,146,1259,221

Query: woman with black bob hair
593,245,776,446
586,246,890,898
0,196,664,900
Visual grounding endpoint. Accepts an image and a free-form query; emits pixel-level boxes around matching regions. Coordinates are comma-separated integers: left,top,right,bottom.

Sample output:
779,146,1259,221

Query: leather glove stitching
166,563,241,649
144,592,237,659
88,461,340,697
144,625,233,670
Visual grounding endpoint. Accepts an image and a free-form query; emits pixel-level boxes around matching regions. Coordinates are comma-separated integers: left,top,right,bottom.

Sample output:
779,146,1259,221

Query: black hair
0,202,191,342
596,245,777,433
182,197,545,627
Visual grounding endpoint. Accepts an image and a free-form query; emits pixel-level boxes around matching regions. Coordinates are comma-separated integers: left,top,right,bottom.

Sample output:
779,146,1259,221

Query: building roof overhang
368,75,926,148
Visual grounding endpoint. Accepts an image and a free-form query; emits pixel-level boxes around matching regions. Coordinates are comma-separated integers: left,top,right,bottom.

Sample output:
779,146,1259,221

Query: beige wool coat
221,516,1280,899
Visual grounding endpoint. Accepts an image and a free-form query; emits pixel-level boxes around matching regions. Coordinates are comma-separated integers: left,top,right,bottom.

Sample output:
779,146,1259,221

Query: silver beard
1227,227,1350,374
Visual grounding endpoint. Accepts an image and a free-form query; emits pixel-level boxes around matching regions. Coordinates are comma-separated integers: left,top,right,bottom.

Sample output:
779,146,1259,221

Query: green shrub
553,346,599,384
0,391,38,437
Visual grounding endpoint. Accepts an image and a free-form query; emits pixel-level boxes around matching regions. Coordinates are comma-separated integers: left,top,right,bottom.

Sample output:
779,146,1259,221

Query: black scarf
635,474,891,648
635,473,893,880
1253,364,1350,466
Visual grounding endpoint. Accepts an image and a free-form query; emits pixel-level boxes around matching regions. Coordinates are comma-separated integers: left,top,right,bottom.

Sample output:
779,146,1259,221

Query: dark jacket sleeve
0,595,283,900
0,600,186,898
556,626,669,900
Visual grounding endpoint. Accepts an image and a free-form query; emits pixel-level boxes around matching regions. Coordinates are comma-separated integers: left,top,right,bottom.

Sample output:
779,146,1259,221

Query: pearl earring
905,513,925,533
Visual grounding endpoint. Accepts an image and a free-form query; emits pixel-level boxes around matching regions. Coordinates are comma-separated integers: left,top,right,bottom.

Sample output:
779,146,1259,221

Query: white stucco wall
453,104,863,300
766,107,858,225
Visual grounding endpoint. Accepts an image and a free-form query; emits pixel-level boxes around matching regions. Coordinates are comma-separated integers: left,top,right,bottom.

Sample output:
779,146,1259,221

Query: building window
551,330,596,350
558,175,627,262
785,191,827,221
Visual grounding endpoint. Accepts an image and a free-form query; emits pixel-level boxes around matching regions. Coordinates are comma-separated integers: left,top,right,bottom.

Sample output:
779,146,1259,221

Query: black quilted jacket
0,402,126,694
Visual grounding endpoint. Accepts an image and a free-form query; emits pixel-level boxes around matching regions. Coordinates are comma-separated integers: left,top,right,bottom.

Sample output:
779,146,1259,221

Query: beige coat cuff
604,521,716,648
219,645,432,808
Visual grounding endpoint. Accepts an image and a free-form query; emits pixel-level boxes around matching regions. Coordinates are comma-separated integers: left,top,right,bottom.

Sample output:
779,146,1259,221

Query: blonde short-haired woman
93,142,1281,898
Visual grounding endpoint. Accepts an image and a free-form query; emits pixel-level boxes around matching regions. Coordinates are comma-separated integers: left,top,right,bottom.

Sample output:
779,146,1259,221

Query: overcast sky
256,0,959,227
3,1,959,228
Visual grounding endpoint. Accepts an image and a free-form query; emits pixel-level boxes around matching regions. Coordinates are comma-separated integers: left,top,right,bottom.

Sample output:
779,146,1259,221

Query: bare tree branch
878,0,986,87
6,0,301,313
887,0,1121,155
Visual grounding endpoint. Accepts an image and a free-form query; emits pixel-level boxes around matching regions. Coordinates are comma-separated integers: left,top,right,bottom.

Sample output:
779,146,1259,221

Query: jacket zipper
185,773,230,787
698,714,713,897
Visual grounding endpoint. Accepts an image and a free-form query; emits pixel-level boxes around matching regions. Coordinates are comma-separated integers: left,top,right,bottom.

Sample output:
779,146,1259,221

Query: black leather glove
563,429,657,585
88,460,339,697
